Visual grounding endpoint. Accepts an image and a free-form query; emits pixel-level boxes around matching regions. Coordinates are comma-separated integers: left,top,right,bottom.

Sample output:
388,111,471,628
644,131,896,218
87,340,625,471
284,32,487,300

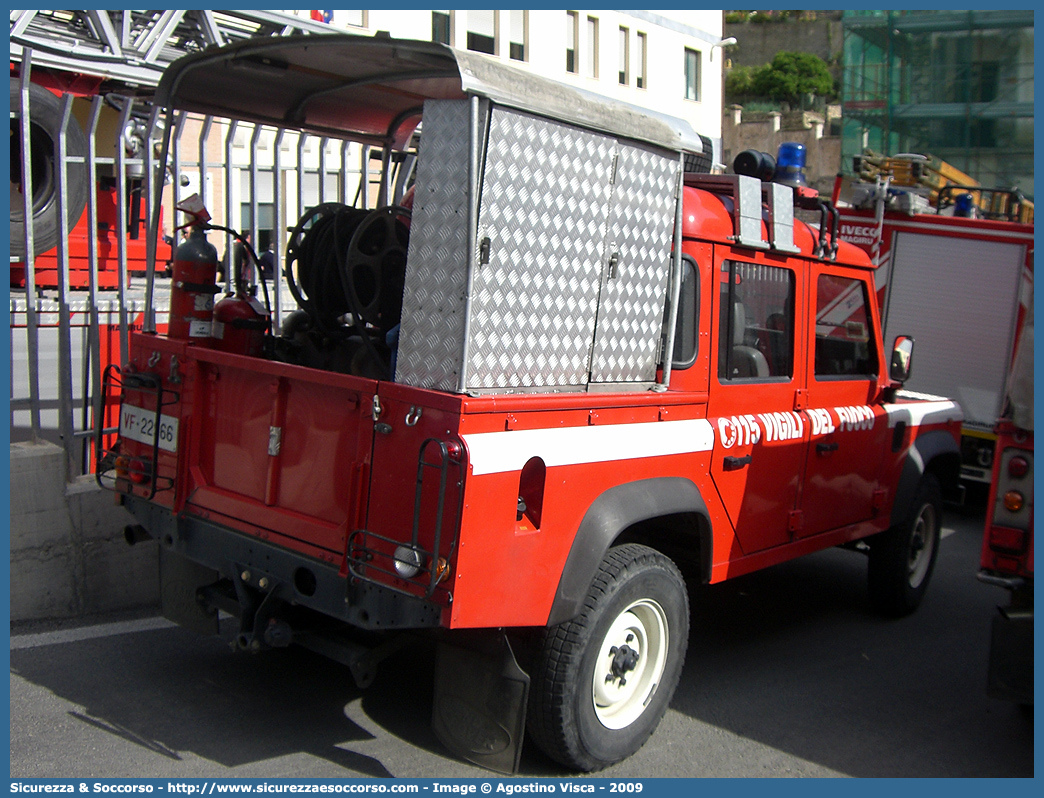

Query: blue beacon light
775,142,808,186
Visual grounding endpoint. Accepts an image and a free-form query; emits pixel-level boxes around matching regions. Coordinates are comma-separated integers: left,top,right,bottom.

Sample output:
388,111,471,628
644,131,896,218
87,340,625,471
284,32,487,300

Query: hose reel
282,203,411,377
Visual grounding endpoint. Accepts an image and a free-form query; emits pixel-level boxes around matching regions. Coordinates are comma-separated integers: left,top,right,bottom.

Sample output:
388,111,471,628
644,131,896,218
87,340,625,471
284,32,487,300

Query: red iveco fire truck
98,35,963,773
834,167,1034,706
835,178,1033,486
979,297,1033,706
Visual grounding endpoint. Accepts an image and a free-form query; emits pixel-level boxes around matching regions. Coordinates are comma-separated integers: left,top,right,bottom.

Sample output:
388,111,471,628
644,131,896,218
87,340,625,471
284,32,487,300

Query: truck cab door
798,268,890,536
707,258,809,554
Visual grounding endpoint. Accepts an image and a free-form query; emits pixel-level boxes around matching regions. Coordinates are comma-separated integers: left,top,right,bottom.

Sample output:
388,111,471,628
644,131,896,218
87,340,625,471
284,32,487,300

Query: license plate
119,404,179,453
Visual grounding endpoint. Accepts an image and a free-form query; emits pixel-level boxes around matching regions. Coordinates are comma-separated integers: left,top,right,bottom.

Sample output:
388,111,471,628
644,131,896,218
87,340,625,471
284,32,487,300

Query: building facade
172,10,731,257
288,9,728,164
841,10,1034,196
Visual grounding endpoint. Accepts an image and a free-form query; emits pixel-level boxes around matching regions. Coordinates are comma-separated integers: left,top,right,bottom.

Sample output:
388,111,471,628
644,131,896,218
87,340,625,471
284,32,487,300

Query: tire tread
527,544,688,771
868,474,942,617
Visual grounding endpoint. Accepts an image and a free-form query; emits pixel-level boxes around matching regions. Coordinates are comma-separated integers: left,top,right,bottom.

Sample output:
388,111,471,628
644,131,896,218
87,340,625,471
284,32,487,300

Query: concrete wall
10,441,159,622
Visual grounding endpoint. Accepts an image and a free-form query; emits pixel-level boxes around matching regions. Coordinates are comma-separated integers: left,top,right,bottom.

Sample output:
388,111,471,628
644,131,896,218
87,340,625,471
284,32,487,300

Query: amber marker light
435,557,450,584
1003,490,1025,513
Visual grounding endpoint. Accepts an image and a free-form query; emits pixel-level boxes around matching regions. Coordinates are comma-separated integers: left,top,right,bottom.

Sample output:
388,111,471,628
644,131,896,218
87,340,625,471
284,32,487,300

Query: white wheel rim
592,598,669,730
907,502,937,589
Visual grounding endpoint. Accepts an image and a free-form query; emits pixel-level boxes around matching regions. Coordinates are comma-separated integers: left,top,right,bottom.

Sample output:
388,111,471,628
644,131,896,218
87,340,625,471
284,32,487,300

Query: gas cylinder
168,225,219,341
212,286,269,357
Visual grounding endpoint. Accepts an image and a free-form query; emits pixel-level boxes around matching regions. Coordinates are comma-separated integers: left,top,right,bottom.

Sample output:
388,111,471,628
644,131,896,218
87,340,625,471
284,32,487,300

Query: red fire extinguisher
168,224,219,341
211,235,270,357
212,286,269,357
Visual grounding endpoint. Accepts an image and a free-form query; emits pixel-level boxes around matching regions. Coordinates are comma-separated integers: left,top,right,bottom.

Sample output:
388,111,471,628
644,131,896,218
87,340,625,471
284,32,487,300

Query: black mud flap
987,607,1033,705
159,546,220,637
432,631,529,774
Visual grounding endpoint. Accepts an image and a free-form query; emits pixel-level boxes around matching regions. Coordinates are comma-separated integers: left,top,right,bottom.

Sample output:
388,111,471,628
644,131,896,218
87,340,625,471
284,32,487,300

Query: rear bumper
124,495,443,632
986,605,1033,705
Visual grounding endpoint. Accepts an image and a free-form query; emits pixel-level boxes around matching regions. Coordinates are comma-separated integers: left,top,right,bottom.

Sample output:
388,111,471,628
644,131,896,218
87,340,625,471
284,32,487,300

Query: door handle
816,441,839,454
723,454,752,471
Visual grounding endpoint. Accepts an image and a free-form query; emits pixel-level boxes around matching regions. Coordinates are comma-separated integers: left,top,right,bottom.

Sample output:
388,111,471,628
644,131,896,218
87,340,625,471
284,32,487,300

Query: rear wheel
527,544,689,771
868,474,942,617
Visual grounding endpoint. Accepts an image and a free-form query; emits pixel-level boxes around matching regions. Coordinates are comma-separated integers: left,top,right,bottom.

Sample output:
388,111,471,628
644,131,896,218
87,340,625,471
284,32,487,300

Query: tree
748,51,835,105
725,65,757,98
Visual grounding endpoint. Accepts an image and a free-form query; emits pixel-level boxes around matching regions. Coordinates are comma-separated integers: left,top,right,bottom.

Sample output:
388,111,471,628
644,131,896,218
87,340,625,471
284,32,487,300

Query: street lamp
710,36,737,62
711,37,739,174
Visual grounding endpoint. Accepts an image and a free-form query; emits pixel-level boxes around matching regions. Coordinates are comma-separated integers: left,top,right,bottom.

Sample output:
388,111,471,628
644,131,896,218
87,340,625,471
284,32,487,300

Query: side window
718,261,795,381
814,274,878,379
672,256,698,368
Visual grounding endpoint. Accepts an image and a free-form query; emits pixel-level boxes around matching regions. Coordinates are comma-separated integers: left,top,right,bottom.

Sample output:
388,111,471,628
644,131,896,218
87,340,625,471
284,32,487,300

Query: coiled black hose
284,203,410,378
285,203,368,331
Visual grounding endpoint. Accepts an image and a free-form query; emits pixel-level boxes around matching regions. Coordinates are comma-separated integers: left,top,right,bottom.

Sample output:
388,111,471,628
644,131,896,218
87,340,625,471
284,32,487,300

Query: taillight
114,453,151,484
1008,455,1029,478
993,448,1032,530
989,526,1028,554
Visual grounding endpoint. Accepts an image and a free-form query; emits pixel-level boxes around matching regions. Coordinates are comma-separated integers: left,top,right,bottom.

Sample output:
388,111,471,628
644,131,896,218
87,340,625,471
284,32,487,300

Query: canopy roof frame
153,33,705,154
144,33,704,338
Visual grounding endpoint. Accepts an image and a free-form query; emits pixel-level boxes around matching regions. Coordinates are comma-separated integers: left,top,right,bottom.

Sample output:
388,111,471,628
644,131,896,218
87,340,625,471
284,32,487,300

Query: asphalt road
10,504,1033,779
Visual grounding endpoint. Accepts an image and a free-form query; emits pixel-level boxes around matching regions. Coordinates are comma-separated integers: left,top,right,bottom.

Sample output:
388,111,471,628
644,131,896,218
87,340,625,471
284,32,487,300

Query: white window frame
585,15,599,79
508,10,528,62
685,47,701,102
566,11,579,74
619,26,629,85
636,31,648,89
466,9,497,56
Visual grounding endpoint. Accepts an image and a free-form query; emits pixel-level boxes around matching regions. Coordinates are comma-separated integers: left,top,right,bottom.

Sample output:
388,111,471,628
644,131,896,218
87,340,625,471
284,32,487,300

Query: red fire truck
10,10,342,289
9,67,163,288
835,185,1033,486
835,173,1034,706
99,36,963,773
979,299,1033,706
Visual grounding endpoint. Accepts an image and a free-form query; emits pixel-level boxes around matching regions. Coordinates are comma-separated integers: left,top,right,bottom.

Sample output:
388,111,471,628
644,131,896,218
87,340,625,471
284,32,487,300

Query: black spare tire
10,77,90,259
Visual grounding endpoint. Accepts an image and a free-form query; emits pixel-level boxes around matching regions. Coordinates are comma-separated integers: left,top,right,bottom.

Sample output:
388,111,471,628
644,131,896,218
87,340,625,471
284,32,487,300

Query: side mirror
890,335,914,384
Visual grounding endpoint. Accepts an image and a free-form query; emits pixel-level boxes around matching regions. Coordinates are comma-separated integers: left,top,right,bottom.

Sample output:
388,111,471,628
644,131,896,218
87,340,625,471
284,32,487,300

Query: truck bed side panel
449,406,715,628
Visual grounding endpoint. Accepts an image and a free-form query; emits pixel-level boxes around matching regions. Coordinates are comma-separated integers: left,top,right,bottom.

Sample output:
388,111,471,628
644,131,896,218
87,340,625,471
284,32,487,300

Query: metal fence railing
11,47,398,481
11,49,147,482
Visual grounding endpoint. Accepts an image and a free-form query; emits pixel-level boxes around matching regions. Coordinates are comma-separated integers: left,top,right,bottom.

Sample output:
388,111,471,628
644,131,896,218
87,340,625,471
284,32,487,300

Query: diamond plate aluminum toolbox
397,101,680,394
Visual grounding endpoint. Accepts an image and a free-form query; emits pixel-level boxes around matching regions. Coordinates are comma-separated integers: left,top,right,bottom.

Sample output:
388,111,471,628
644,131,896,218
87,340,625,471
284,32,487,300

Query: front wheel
527,544,689,771
868,474,942,617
